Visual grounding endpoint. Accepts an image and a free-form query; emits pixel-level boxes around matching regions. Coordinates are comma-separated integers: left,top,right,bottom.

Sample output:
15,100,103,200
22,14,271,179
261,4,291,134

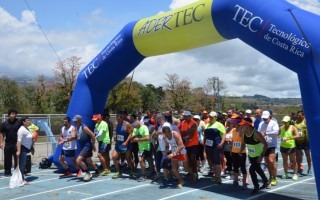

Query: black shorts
264,147,276,156
61,149,76,157
139,150,152,159
206,147,222,165
186,145,198,157
79,146,93,158
296,142,310,151
280,146,296,154
196,144,205,161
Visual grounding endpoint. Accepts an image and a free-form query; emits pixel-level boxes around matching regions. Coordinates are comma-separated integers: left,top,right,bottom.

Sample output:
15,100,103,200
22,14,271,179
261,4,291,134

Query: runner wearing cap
74,115,100,181
193,115,206,173
258,110,279,186
180,110,199,183
279,116,299,181
204,111,226,184
239,118,269,195
92,114,111,176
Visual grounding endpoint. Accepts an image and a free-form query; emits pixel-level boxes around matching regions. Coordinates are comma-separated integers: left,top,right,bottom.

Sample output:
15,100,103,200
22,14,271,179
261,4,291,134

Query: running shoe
129,171,136,178
270,178,278,186
307,169,313,176
292,174,298,181
60,170,73,177
260,181,270,190
177,182,184,189
251,188,260,195
160,179,168,187
112,172,122,179
101,169,111,176
282,173,288,179
83,172,92,181
137,176,147,182
93,171,100,177
76,169,82,177
233,181,239,187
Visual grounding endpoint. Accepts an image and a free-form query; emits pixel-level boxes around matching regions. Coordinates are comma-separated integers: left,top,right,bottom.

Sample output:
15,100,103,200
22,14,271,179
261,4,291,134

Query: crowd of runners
0,108,312,195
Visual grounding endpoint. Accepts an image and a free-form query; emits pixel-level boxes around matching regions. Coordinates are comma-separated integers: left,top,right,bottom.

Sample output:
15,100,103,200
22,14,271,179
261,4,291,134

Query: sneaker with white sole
83,172,92,181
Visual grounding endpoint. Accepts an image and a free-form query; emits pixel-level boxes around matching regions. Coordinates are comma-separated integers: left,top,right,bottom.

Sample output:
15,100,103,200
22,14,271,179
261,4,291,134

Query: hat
162,122,171,129
202,110,208,114
222,112,227,116
193,115,200,120
92,114,102,121
131,121,139,127
183,111,192,116
209,111,217,117
245,109,252,114
143,117,150,123
269,110,273,115
72,115,82,121
239,118,253,126
231,113,241,119
282,116,291,122
261,111,270,119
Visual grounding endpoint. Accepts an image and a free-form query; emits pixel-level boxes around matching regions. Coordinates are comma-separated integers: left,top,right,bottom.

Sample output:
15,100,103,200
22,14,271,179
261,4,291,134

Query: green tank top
280,125,296,148
244,130,263,158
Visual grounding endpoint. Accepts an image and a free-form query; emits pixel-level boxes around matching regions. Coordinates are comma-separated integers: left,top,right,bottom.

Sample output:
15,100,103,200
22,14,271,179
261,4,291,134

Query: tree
106,77,142,113
205,77,226,111
0,78,22,113
52,56,82,113
164,73,192,112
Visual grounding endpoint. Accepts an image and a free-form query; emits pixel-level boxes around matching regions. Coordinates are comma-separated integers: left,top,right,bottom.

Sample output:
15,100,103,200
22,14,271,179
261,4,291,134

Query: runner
258,110,279,186
112,112,135,179
204,111,226,184
180,110,199,183
239,118,269,195
294,111,312,175
163,123,187,188
74,115,100,181
92,114,111,176
279,116,299,181
58,117,81,177
131,119,155,181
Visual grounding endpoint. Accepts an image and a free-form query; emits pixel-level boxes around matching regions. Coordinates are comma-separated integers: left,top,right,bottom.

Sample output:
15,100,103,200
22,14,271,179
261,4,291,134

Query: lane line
81,184,152,200
9,178,111,200
246,177,315,200
68,190,92,196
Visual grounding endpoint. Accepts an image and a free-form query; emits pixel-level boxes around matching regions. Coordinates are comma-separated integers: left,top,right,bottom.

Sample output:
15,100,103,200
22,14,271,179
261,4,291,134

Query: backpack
39,158,52,169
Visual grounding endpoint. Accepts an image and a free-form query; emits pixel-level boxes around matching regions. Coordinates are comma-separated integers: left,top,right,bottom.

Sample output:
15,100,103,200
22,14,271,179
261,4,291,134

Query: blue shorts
206,147,222,165
61,149,76,157
115,142,132,153
98,141,111,154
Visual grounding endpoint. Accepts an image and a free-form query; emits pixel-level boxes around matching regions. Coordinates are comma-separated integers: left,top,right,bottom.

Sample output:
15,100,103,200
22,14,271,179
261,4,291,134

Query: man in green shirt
93,114,111,176
131,119,155,181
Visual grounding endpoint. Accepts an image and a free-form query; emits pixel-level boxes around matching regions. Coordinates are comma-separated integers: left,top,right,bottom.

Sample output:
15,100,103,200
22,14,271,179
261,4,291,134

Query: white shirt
258,119,279,148
61,125,77,150
17,126,33,150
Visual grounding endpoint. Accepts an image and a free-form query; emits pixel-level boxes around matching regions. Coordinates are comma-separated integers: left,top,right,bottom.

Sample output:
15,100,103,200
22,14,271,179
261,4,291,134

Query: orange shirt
231,128,246,153
180,119,199,147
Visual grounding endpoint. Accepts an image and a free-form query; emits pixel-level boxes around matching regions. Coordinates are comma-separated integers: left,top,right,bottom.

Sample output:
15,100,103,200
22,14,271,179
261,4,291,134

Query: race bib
117,135,124,142
248,147,255,155
233,142,241,149
64,141,71,148
205,139,213,147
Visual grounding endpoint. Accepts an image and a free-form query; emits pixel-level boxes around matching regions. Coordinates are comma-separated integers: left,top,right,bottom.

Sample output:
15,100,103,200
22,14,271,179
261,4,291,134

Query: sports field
0,156,317,200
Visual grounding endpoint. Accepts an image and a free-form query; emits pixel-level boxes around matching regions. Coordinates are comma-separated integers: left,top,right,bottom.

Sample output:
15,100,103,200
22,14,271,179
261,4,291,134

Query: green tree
106,77,142,113
0,78,22,113
52,56,82,113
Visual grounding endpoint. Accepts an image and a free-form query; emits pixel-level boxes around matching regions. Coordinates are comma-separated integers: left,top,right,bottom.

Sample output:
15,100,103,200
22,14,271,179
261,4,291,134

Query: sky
0,0,320,98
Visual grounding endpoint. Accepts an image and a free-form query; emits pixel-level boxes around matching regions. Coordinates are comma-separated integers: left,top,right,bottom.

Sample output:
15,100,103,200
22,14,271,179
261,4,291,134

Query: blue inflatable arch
56,0,320,196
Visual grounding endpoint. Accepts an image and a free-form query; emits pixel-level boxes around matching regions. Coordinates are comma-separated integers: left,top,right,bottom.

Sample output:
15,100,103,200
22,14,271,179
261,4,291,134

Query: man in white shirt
258,111,279,186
